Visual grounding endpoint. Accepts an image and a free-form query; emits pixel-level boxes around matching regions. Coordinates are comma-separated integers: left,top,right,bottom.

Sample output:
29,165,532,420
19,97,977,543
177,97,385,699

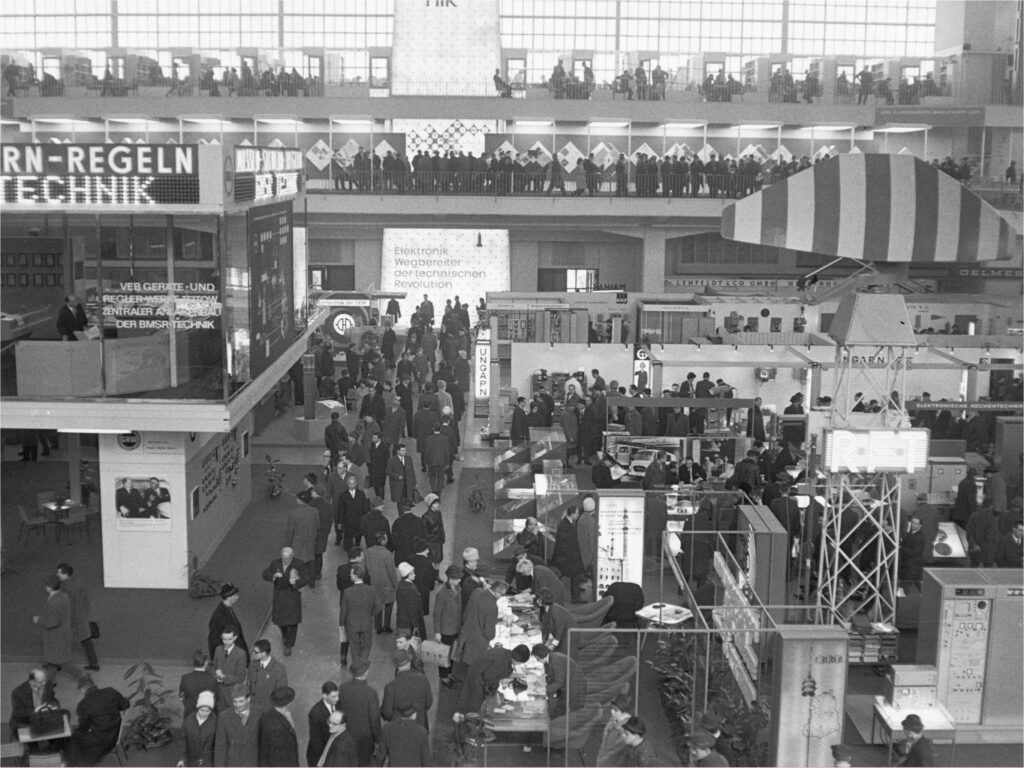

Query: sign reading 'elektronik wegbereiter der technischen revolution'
1,144,199,205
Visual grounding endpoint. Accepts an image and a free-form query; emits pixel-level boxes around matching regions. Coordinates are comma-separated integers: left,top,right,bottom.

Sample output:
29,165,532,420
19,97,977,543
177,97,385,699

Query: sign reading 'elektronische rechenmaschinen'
1,144,199,205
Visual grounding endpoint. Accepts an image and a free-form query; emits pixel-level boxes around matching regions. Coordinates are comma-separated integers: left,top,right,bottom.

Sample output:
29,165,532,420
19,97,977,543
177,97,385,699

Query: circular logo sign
326,311,356,341
223,156,234,196
635,348,649,360
117,431,141,451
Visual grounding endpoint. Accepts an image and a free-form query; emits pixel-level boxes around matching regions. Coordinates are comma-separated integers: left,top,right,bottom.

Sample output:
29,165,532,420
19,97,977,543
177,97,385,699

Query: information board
247,202,294,378
595,495,645,594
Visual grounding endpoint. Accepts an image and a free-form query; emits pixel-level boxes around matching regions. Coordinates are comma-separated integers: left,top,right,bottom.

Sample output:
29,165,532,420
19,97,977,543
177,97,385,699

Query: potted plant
120,660,175,752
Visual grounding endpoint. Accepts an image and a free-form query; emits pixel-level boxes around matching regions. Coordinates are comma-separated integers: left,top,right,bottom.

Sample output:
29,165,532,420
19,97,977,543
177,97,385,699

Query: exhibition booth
1,141,316,588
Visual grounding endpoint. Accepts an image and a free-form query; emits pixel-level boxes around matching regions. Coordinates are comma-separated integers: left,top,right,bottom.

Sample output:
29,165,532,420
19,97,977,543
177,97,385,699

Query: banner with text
381,229,510,321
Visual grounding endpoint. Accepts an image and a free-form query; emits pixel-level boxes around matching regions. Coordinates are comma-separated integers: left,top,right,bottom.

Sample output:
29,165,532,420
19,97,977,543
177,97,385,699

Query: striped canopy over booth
720,153,1014,263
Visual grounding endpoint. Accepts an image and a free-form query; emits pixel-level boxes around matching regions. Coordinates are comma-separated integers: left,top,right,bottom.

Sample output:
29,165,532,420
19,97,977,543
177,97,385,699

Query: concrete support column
640,228,667,293
67,433,82,505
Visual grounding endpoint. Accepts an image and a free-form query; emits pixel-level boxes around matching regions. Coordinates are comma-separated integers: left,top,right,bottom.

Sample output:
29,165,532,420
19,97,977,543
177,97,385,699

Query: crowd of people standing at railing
329,145,828,198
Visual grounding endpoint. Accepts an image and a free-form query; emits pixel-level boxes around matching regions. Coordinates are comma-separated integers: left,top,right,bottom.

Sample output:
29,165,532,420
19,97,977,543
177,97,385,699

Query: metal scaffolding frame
817,337,911,626
816,471,902,625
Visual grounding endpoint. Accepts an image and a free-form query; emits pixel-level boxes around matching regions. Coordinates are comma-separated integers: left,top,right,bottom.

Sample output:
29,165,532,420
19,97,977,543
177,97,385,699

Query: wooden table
482,680,551,767
871,696,957,766
17,712,71,744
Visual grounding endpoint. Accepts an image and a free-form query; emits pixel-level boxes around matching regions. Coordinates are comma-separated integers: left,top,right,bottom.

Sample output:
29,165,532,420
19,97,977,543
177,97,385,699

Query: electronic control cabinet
917,569,1024,737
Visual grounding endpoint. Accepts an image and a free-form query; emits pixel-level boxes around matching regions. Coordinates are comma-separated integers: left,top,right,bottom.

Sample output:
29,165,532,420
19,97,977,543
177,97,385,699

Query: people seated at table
8,667,60,744
67,673,129,766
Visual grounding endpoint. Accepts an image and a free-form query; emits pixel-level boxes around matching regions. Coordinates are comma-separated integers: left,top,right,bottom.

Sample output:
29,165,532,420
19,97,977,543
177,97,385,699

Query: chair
27,752,63,767
578,640,618,674
57,506,90,545
18,505,50,543
545,704,604,763
568,596,613,628
585,656,635,692
0,741,25,762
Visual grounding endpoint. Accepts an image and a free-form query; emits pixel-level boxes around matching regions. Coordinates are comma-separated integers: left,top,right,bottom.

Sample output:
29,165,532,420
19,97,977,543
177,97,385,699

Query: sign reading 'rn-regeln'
1,144,200,205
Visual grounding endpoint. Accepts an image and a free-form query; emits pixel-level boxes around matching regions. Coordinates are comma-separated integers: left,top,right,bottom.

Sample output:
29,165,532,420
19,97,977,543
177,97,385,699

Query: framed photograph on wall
2,254,14,267
18,274,29,287
45,274,57,287
31,254,43,267
4,274,15,286
17,254,28,267
32,274,44,287
44,254,55,267
114,476,173,532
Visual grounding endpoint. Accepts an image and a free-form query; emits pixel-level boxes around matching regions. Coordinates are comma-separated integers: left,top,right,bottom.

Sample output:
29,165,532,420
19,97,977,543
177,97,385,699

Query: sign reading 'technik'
2,144,199,205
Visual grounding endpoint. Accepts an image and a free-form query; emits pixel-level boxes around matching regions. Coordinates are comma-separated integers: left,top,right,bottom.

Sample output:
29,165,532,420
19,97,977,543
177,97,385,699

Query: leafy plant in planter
120,660,175,751
650,632,770,767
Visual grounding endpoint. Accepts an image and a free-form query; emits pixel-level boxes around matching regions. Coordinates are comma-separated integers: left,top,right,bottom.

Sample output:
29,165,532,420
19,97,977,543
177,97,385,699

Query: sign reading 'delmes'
381,229,510,321
2,144,199,205
233,146,304,203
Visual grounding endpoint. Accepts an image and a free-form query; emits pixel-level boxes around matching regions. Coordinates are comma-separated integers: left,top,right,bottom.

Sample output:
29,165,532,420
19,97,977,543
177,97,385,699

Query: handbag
89,621,101,640
420,639,451,666
29,706,64,737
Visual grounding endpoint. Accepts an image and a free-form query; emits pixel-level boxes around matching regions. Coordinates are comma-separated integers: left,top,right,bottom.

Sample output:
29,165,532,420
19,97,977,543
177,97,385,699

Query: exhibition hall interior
1,0,1023,766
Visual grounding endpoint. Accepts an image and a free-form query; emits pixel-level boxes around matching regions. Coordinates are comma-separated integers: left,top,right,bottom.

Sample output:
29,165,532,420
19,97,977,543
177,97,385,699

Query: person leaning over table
67,673,129,767
454,644,531,719
536,587,579,654
530,644,585,719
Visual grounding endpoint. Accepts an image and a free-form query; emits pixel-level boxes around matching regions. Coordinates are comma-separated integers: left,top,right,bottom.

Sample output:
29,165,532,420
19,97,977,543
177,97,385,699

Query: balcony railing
308,170,771,199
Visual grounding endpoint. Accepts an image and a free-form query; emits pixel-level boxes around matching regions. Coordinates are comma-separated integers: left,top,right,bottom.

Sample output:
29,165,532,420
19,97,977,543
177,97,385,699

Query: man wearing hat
261,547,309,656
596,694,633,766
381,700,432,767
690,728,728,766
782,392,806,448
409,537,437,614
699,713,735,766
207,583,249,664
460,547,484,612
396,561,427,640
382,650,433,730
258,686,299,767
433,564,463,686
898,713,934,766
392,505,426,565
832,744,853,767
179,689,217,767
68,673,129,766
337,660,382,766
33,575,74,681
621,716,658,766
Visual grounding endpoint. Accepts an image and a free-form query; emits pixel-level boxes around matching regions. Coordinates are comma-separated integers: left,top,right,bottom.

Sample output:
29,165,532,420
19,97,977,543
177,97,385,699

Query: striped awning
720,153,1015,262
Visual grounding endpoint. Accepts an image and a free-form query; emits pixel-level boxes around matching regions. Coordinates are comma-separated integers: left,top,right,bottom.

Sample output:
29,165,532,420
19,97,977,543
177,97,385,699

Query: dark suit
456,647,512,715
395,580,426,639
207,601,249,663
510,406,528,442
9,678,58,740
994,533,1023,568
381,718,431,766
214,706,262,767
261,557,309,649
359,509,391,551
391,513,425,565
339,583,382,666
70,687,129,766
181,711,217,766
319,731,360,766
339,489,371,550
336,679,382,766
178,669,218,716
899,528,927,582
381,669,433,730
258,708,298,767
306,700,335,767
56,303,87,340
746,407,767,442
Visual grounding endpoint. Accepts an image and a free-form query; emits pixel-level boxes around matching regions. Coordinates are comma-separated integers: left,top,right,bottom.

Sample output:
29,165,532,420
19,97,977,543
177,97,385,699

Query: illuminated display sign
233,146,304,203
822,428,930,473
2,144,199,205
